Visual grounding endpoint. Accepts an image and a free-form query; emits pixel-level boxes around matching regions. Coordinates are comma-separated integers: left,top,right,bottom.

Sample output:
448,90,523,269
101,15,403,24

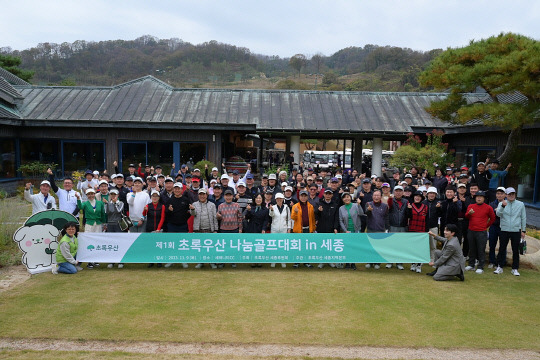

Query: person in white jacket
24,180,57,214
127,177,151,233
269,193,292,268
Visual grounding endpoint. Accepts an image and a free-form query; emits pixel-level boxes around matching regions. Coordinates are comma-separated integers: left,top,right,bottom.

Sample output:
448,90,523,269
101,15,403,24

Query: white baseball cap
40,180,51,187
212,167,218,172
99,180,109,186
427,187,438,194
173,182,183,188
93,170,99,175
85,188,95,194
151,190,160,197
275,193,285,199
221,174,229,180
237,181,246,187
268,174,277,180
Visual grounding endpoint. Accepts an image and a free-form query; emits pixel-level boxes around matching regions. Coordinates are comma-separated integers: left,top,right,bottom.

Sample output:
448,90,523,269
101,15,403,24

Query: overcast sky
2,0,538,57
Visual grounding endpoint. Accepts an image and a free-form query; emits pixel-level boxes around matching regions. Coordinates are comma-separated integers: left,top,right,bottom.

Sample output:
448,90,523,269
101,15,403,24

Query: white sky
1,0,538,57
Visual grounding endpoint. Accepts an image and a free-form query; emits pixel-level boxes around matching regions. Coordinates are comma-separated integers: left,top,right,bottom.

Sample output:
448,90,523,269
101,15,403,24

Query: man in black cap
160,177,175,206
356,178,373,232
315,188,340,269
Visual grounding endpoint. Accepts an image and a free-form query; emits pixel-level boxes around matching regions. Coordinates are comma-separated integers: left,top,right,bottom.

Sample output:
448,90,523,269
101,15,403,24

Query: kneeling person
428,224,465,281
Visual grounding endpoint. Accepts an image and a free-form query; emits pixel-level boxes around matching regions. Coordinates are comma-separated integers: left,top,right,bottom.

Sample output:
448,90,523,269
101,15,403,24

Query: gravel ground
0,339,539,360
0,265,30,293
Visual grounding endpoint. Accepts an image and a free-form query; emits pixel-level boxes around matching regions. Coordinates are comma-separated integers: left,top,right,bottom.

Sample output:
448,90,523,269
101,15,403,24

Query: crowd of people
23,157,526,280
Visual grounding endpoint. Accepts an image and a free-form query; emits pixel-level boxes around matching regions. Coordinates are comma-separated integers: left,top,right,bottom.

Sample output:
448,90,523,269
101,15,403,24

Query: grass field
1,264,539,351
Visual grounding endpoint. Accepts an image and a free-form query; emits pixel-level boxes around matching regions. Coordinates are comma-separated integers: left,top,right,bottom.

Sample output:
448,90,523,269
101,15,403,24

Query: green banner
77,232,430,264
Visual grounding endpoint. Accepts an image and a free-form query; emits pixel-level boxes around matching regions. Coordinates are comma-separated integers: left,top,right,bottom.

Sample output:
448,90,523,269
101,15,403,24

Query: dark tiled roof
0,103,21,119
0,67,30,85
12,75,472,134
0,76,24,103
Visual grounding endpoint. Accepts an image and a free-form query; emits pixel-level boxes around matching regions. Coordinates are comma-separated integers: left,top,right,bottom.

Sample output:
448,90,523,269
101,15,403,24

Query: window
180,143,206,167
121,142,146,173
147,142,173,176
63,141,105,175
20,139,59,165
0,138,16,178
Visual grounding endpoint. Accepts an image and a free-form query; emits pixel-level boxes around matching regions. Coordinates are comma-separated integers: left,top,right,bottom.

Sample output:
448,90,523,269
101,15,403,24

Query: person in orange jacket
291,190,316,268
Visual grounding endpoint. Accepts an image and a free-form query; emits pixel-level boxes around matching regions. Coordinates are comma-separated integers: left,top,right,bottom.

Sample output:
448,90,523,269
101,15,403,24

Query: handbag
519,239,527,255
118,214,133,232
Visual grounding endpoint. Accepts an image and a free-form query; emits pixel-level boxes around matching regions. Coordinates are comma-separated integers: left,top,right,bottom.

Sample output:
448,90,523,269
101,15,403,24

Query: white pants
85,223,103,233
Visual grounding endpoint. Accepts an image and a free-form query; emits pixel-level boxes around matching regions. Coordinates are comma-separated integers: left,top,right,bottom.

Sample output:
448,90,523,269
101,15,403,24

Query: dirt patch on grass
0,265,30,293
0,338,538,360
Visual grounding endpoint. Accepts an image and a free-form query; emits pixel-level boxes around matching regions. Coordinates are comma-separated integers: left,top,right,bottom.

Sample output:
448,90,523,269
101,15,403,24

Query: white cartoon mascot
13,224,59,274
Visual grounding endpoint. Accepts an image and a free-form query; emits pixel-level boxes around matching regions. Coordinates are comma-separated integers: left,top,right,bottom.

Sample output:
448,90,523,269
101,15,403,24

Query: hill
0,35,442,91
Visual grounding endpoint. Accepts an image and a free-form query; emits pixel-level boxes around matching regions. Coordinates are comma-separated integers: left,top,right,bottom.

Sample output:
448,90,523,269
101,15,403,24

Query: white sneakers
365,264,371,269
281,263,287,268
318,263,325,269
410,264,416,271
475,269,484,274
415,266,422,273
51,264,58,274
488,263,494,269
494,267,503,274
195,263,203,269
397,264,404,270
210,264,217,269
107,264,114,269
374,264,380,270
117,264,124,269
385,264,392,269
511,269,520,276
182,263,189,269
465,266,474,271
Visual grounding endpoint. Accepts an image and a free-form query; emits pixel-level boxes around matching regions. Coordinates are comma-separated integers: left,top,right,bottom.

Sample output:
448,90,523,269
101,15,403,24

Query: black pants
468,230,488,269
458,219,469,256
498,231,521,270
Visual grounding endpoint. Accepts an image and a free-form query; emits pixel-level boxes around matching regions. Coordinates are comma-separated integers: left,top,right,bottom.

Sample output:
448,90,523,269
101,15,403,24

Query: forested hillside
0,35,442,91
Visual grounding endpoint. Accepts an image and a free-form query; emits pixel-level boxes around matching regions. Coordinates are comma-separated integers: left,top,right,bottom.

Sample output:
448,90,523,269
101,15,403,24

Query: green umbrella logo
24,209,78,231
87,245,95,251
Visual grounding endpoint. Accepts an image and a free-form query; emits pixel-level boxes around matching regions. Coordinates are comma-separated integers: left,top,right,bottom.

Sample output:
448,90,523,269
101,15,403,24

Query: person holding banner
244,193,269,268
217,189,243,268
291,190,315,268
365,189,389,270
316,188,340,269
127,177,151,233
339,192,364,270
407,191,428,273
387,185,408,270
75,188,106,269
145,190,166,268
190,188,219,269
105,188,125,269
53,222,83,275
269,193,292,268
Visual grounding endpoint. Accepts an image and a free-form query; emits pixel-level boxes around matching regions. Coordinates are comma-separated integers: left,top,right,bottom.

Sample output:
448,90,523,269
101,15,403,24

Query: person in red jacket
407,191,428,273
464,191,495,274
144,190,166,268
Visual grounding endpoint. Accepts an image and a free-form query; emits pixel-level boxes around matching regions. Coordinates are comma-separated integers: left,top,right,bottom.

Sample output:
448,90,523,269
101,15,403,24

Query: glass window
0,138,16,178
121,142,146,173
63,142,105,175
20,139,59,165
516,147,537,203
147,142,173,176
180,143,206,167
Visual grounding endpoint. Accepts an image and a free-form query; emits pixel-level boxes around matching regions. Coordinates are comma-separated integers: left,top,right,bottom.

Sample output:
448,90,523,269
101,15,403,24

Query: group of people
23,157,526,280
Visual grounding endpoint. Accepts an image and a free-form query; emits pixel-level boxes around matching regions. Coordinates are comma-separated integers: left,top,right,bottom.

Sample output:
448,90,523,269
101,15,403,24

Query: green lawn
1,265,539,350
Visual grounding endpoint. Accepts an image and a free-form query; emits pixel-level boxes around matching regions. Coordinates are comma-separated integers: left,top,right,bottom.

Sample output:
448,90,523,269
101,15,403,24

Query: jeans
468,229,488,269
488,224,506,266
498,231,521,270
58,262,77,274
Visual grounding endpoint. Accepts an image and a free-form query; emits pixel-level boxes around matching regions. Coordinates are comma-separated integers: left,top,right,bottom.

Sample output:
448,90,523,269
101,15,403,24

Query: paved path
1,338,539,360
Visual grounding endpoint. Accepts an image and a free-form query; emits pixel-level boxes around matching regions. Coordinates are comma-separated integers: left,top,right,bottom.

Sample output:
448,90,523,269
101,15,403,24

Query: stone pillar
290,135,301,165
372,137,383,178
353,136,363,172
